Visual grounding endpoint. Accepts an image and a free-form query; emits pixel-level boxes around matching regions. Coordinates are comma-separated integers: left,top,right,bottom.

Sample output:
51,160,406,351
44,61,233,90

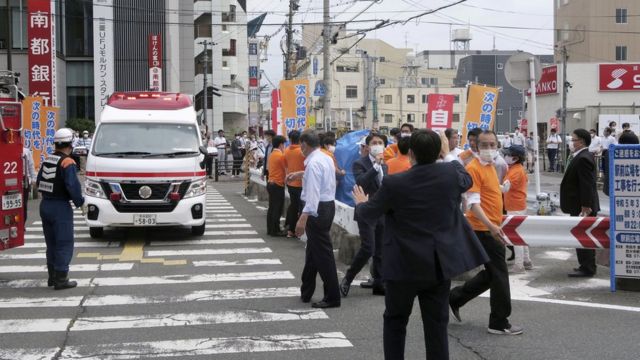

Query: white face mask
328,145,336,153
479,149,497,163
400,133,411,138
369,144,384,157
569,141,575,152
505,155,517,165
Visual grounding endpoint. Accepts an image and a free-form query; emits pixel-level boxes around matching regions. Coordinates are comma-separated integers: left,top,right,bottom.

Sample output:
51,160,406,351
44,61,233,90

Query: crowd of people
253,122,638,359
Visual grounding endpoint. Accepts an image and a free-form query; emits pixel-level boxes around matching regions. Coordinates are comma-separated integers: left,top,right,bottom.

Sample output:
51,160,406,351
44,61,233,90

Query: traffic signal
207,86,222,97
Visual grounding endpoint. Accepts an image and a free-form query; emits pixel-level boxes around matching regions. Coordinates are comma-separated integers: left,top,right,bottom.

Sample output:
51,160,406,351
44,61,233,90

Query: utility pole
198,40,216,131
285,0,295,80
6,8,12,70
322,0,332,132
561,45,569,172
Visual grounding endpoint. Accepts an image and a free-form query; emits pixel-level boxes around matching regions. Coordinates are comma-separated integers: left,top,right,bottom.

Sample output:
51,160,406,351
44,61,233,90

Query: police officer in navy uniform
36,128,85,290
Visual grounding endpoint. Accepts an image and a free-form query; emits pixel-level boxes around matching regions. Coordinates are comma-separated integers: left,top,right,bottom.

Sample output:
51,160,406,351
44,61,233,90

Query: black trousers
547,148,558,171
384,279,451,360
266,183,285,235
205,155,214,176
345,217,384,286
574,210,598,275
300,201,340,303
285,186,302,233
450,231,511,330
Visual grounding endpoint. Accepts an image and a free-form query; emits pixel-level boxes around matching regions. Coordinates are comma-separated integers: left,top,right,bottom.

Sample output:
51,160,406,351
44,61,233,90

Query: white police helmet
54,128,74,144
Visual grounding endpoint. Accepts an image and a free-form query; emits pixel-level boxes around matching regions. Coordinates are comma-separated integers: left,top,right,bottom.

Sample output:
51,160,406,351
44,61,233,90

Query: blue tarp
335,129,370,206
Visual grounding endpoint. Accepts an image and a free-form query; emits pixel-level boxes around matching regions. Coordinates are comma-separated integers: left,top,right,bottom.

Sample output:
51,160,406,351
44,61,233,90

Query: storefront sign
27,0,57,106
93,0,114,123
599,64,640,91
528,65,558,96
148,34,162,91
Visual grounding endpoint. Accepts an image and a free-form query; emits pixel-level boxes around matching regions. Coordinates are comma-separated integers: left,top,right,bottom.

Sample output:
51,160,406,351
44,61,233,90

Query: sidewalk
526,170,610,215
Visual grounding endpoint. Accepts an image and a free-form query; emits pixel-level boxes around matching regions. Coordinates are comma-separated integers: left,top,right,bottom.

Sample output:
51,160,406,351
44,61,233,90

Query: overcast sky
247,0,554,86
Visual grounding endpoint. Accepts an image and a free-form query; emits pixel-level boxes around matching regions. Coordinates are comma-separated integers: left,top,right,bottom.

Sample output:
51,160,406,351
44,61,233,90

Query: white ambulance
84,92,208,238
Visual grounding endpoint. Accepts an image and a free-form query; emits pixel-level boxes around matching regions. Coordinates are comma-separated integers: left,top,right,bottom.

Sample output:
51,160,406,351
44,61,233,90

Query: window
497,109,504,116
222,25,228,32
421,77,438,87
616,45,627,61
407,114,415,123
616,8,628,24
497,63,504,70
378,78,385,85
422,94,428,104
454,95,460,103
518,111,523,117
249,43,258,55
384,114,393,123
0,1,29,50
407,95,415,104
379,57,386,62
222,61,228,68
384,95,393,104
421,113,427,123
346,86,358,99
453,113,460,124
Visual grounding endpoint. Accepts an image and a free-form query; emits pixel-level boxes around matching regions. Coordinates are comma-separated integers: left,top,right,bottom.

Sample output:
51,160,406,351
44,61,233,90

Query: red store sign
27,0,56,106
148,34,162,91
426,94,454,130
599,64,640,91
528,65,558,96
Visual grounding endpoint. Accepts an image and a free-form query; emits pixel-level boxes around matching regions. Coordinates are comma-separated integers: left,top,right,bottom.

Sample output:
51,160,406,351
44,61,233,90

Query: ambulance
84,92,207,238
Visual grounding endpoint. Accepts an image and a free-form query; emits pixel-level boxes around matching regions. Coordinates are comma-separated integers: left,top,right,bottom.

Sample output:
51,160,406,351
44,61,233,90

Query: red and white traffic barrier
502,215,610,249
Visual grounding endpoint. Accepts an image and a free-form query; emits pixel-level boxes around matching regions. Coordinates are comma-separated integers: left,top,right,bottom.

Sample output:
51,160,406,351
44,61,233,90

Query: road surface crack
448,331,489,360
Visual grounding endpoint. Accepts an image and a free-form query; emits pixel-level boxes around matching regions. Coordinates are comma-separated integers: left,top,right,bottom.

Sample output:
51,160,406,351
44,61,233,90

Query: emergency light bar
107,92,192,110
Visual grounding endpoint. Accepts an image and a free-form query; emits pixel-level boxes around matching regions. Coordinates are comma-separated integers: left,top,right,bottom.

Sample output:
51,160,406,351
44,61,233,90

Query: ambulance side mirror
199,146,208,155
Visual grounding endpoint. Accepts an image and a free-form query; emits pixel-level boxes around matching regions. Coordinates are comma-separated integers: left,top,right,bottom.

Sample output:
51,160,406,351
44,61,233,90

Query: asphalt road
1,180,639,360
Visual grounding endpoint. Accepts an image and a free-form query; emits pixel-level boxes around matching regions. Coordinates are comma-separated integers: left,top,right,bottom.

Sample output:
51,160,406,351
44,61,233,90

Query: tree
65,118,96,134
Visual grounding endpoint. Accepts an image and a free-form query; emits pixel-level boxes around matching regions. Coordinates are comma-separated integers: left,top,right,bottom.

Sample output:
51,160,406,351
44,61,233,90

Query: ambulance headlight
184,178,207,199
85,179,106,199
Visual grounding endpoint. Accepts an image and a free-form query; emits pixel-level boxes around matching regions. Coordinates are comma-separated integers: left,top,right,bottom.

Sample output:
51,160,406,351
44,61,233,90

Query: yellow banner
461,84,500,149
279,79,310,136
22,96,59,169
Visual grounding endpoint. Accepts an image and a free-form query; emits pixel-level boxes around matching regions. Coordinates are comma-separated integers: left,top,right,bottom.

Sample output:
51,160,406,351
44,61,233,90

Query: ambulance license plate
2,193,22,210
133,214,157,226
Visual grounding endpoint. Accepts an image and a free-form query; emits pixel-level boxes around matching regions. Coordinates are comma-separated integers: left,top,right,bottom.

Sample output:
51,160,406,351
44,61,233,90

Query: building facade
555,0,640,63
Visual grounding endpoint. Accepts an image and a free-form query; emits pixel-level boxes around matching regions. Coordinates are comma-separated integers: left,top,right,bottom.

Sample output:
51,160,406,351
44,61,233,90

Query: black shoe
339,278,351,297
450,303,462,322
311,300,340,309
568,270,595,278
47,265,54,287
54,271,77,290
372,285,385,296
301,296,312,303
360,278,374,289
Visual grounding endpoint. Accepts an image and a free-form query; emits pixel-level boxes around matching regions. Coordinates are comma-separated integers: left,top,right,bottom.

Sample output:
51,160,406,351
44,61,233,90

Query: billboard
426,94,454,131
599,64,640,92
27,0,57,106
93,0,115,123
528,65,558,96
279,79,310,135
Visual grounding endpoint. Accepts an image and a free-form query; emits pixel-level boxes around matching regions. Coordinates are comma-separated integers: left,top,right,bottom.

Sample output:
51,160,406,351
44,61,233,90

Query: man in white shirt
546,129,562,172
445,128,464,159
213,129,228,175
588,129,602,155
512,127,526,147
501,133,513,149
291,130,340,309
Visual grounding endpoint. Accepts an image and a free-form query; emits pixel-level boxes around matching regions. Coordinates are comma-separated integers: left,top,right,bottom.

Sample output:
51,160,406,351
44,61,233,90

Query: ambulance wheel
191,222,205,236
89,227,104,238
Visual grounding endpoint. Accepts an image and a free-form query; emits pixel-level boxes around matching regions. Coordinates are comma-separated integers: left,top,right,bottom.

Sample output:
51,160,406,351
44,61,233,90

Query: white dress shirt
513,132,526,146
301,149,336,217
588,136,602,154
368,154,384,185
600,135,617,150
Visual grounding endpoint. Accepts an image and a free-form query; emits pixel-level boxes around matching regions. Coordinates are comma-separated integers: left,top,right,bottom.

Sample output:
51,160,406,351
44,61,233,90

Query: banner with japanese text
22,96,59,169
460,85,499,149
93,0,115,123
27,0,57,106
279,79,310,135
271,89,283,135
426,94,454,131
148,34,162,91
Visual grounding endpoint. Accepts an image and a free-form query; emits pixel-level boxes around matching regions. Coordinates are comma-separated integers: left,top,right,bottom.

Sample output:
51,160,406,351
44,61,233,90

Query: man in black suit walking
341,133,388,296
353,130,488,360
562,128,601,277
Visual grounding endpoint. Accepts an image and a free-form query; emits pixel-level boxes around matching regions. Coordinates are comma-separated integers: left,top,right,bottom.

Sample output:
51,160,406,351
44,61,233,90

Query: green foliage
65,118,96,134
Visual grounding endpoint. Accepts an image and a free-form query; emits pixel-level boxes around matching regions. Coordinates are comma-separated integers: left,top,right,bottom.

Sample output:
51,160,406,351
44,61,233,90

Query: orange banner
279,79,310,136
22,96,59,169
461,85,500,149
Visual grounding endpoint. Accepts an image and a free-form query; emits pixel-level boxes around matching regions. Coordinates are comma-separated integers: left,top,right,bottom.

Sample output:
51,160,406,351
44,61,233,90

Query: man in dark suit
261,130,276,181
353,130,489,360
561,128,601,277
340,133,388,296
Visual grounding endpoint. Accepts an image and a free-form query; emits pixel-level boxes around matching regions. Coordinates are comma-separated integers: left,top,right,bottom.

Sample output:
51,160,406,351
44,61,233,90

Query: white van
84,92,207,238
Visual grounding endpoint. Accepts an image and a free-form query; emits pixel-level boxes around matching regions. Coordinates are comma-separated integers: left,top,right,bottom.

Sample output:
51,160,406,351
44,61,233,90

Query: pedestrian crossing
0,186,352,358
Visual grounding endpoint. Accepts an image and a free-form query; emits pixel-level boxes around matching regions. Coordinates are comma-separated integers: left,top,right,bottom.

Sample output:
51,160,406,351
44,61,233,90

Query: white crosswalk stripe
1,189,352,358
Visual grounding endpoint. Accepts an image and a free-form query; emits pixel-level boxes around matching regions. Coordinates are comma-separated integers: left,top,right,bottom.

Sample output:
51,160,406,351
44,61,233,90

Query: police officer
36,128,85,290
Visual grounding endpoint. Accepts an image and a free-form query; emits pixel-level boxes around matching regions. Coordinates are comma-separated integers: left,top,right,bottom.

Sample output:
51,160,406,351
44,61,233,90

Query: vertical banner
279,79,309,135
426,94,454,131
460,85,500,149
93,0,115,124
27,0,56,106
22,96,58,169
148,34,162,91
271,89,282,135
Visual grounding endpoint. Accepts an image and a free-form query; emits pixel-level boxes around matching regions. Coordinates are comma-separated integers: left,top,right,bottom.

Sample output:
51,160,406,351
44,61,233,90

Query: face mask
328,145,336,153
505,156,517,165
479,149,497,163
569,141,575,152
369,144,384,157
83,134,88,138
236,136,240,140
400,133,411,138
